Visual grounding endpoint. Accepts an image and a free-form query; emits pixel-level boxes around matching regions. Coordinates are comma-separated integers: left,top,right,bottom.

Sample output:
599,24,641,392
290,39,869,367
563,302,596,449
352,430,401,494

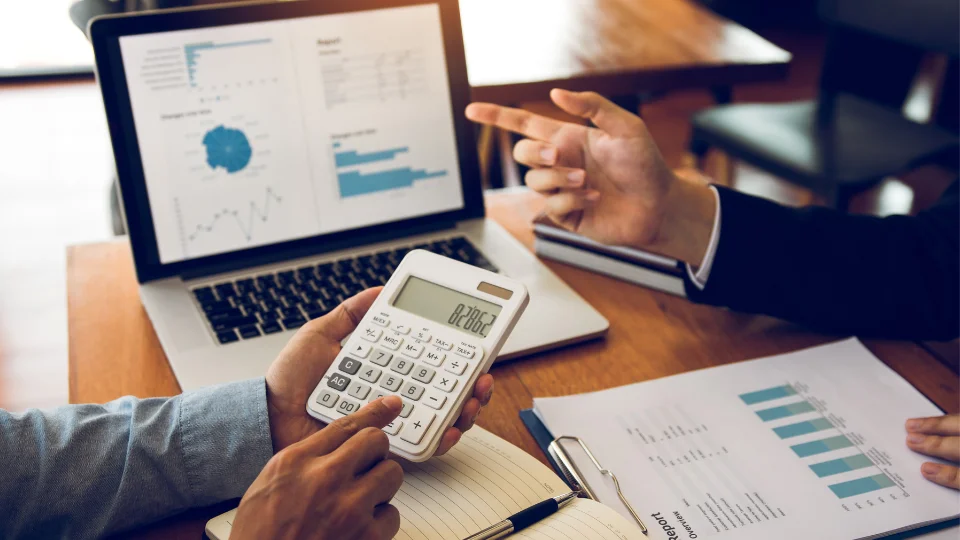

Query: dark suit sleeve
685,182,959,341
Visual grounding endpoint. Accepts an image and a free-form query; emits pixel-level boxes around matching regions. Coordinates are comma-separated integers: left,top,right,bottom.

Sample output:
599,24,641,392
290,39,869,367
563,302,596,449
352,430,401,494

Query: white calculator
306,250,529,462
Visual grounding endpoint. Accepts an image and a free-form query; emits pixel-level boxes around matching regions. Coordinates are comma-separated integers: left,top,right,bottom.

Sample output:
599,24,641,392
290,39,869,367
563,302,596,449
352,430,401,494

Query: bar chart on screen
182,37,282,90
741,384,912,511
330,131,448,199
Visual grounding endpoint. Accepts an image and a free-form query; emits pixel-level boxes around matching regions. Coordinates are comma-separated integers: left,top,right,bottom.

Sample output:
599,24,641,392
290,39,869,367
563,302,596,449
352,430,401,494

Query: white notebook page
205,427,646,539
392,426,568,539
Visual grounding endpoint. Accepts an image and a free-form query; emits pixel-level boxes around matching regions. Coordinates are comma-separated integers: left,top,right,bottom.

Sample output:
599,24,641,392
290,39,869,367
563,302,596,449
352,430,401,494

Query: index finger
906,415,960,436
305,395,403,456
465,103,564,142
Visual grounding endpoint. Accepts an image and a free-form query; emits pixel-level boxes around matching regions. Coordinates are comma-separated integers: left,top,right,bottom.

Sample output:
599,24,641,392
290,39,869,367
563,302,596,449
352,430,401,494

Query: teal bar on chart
338,168,447,198
829,474,895,499
810,454,874,478
740,385,797,405
184,39,272,87
792,435,854,457
774,418,834,439
334,146,409,167
756,401,816,421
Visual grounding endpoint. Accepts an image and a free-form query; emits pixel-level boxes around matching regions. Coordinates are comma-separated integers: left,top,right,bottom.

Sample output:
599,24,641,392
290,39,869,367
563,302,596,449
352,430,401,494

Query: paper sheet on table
534,338,960,540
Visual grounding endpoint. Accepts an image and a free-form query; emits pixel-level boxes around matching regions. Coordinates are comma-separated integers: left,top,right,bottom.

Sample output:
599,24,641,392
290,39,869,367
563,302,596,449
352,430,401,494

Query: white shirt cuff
686,186,721,290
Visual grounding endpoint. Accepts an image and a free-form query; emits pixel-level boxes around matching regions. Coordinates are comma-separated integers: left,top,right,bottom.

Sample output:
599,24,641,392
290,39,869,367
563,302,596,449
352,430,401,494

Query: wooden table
57,0,791,104
67,191,956,538
462,0,791,104
461,0,792,185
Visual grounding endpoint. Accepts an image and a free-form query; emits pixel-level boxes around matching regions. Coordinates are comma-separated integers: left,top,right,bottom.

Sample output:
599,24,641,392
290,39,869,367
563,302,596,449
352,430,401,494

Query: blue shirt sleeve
0,378,274,539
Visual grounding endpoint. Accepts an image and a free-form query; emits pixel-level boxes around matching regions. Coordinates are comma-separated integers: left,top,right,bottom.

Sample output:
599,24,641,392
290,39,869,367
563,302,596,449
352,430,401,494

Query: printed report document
533,339,960,540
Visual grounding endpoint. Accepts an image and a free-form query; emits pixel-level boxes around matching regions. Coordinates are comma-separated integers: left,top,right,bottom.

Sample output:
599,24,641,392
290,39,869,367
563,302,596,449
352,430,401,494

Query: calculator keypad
314,308,483,454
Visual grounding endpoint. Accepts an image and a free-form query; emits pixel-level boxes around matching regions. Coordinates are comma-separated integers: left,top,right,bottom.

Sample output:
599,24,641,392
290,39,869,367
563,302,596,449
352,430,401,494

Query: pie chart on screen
202,125,252,173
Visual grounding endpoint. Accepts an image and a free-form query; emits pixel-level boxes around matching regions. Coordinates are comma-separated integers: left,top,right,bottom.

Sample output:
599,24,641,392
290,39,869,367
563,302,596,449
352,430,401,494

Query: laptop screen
116,4,464,264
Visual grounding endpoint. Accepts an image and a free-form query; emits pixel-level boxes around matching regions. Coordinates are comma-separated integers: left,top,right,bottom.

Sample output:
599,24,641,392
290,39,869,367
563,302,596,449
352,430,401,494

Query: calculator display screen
393,276,502,337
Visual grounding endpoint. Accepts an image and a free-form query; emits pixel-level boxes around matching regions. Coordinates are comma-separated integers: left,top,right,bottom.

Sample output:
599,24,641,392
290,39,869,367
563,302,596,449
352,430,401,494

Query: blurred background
0,0,956,412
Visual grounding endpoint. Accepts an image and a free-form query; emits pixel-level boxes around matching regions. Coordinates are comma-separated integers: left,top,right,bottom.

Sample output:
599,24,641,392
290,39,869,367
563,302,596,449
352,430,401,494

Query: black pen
463,491,580,540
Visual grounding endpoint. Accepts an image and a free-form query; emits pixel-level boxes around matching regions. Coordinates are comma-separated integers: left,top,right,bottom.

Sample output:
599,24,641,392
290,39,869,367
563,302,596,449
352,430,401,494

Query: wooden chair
687,0,959,210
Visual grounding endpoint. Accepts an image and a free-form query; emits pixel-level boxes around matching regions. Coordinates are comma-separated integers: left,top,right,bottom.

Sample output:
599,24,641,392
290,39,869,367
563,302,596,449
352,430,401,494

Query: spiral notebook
205,426,646,539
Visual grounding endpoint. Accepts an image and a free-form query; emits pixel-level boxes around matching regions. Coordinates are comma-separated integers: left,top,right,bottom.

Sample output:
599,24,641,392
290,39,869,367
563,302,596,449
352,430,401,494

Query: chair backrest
817,0,959,113
819,0,959,56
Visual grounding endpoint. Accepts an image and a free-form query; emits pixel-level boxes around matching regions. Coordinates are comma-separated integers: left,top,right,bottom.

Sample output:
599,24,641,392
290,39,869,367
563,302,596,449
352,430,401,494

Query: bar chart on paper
331,135,448,198
741,384,911,509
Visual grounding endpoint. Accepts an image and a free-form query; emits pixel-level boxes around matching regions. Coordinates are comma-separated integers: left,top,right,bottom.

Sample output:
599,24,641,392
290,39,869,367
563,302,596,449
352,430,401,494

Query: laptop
88,0,608,392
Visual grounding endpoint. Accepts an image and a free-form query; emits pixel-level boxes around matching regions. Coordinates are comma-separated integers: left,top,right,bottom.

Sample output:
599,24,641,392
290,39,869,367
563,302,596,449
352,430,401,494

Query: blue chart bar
338,169,447,198
792,435,854,458
774,418,834,439
740,385,797,405
335,147,409,167
756,401,816,421
810,454,874,478
829,474,896,499
184,39,272,87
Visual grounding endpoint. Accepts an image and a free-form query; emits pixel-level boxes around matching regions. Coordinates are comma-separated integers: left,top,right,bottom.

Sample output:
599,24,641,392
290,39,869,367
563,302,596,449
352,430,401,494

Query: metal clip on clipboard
547,435,649,534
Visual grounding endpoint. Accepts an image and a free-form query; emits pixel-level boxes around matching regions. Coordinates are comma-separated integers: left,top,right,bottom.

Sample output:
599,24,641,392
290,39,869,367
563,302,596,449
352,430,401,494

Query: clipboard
521,410,959,540
519,409,647,532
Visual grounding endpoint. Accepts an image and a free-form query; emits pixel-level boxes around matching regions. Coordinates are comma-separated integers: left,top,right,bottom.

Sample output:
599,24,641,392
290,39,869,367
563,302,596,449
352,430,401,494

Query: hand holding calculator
307,250,529,461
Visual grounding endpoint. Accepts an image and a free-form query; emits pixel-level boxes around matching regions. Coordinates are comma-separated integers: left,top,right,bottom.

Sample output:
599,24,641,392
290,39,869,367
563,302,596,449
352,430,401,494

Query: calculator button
349,341,372,358
383,420,402,435
361,327,383,342
412,330,432,342
389,357,414,375
336,398,360,415
348,382,371,400
370,349,393,367
400,400,415,418
423,390,446,410
338,357,362,375
423,349,446,367
454,343,476,359
316,389,339,408
433,375,458,393
328,374,350,391
402,341,424,358
401,381,425,401
400,409,436,445
432,337,453,350
380,374,402,392
444,359,468,376
392,323,411,334
369,390,389,403
359,366,382,384
411,365,436,384
371,314,389,327
381,334,403,350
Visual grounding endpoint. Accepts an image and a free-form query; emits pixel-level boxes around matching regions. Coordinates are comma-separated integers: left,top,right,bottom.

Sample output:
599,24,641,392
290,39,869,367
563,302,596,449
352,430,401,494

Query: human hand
264,286,494,454
466,89,717,265
231,396,405,540
906,414,960,489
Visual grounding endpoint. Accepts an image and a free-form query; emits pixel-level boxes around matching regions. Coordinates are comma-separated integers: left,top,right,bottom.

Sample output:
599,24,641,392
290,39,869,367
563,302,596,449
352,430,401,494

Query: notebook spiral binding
547,435,647,532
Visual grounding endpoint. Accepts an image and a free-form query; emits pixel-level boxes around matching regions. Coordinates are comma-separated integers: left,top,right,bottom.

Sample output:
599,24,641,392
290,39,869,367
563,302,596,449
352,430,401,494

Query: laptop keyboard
191,236,499,345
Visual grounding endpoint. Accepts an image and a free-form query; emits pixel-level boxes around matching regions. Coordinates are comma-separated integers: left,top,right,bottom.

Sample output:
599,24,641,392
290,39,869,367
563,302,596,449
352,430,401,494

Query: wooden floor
0,29,951,411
